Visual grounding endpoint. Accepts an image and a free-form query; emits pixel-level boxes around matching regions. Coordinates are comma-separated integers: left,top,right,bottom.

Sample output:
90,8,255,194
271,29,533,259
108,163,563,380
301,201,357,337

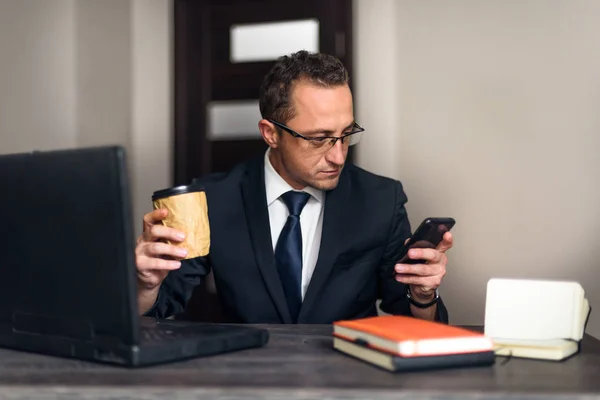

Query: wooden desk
0,324,598,399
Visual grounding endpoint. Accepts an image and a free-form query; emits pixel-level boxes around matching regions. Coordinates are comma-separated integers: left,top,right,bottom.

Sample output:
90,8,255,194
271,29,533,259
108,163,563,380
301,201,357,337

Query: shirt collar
264,148,324,206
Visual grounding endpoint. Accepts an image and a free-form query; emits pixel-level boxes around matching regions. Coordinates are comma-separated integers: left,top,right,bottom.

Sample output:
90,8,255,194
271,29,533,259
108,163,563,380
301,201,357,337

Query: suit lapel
299,169,351,321
240,158,293,323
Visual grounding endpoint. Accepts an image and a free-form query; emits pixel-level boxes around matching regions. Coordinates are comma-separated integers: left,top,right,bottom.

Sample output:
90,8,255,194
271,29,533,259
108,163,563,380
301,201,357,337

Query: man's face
269,81,355,191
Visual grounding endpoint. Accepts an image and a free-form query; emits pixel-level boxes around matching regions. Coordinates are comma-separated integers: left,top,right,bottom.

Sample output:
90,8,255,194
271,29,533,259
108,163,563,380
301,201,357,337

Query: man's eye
307,138,329,147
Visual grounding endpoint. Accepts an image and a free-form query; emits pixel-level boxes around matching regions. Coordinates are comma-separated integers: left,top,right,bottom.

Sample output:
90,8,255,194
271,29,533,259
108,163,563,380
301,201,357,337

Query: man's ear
258,119,279,149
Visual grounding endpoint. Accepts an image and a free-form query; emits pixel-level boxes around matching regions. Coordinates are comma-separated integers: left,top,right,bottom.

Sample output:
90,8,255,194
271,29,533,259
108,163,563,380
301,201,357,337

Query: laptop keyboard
139,320,238,344
141,326,190,342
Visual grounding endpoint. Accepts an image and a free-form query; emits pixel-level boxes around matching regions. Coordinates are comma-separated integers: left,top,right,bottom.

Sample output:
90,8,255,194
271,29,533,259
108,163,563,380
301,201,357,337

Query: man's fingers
394,232,452,296
139,255,181,271
436,232,453,252
405,248,443,264
136,209,184,291
145,242,188,260
395,263,439,276
142,209,169,240
143,209,168,227
395,273,441,288
147,224,186,243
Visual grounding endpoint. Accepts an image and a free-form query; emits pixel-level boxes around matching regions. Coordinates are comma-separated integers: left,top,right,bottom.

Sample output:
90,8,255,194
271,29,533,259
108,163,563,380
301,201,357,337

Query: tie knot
280,190,310,217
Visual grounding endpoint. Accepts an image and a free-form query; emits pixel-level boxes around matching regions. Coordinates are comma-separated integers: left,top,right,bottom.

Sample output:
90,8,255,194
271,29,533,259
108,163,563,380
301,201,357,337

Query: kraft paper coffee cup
151,184,210,259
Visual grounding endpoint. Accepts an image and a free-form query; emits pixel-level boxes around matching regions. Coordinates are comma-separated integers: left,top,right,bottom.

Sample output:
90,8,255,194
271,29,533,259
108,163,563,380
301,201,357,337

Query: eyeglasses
268,119,365,151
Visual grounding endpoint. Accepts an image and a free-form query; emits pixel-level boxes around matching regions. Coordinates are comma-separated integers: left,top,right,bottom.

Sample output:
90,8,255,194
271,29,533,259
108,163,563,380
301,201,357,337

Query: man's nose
325,139,346,166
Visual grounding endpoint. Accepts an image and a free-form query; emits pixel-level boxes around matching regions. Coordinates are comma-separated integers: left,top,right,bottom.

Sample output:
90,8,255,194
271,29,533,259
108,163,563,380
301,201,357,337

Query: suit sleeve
143,255,211,319
377,181,449,323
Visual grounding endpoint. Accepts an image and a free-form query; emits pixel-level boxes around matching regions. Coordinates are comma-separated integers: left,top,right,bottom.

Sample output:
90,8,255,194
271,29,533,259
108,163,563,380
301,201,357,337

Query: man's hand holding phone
394,232,453,300
394,218,455,302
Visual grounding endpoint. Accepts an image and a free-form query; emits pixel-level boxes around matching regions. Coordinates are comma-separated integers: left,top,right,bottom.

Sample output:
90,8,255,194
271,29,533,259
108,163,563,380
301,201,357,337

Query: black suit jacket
147,156,448,324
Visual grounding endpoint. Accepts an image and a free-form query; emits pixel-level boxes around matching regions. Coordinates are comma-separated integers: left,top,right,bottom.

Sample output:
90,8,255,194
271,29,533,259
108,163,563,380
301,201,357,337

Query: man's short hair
259,50,349,124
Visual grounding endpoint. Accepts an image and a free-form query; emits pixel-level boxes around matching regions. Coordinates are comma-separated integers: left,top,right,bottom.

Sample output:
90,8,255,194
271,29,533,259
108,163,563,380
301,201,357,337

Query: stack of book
333,315,496,372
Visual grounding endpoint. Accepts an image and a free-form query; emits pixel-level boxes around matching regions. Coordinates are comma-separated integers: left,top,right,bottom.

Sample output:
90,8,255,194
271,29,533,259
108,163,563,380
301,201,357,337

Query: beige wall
355,0,600,337
0,0,172,239
131,0,173,239
353,0,400,179
75,0,132,151
0,0,77,151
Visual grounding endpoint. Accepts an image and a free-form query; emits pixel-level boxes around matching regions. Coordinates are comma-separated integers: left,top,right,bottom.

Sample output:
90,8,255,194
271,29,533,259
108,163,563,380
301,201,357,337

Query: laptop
0,145,269,366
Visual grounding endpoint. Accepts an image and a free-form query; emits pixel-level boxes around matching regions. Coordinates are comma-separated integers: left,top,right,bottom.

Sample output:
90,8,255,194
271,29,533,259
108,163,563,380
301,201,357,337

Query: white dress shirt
264,149,324,300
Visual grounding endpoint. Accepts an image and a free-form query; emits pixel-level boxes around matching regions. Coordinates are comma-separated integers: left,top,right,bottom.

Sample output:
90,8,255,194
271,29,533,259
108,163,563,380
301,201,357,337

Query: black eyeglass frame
267,119,365,147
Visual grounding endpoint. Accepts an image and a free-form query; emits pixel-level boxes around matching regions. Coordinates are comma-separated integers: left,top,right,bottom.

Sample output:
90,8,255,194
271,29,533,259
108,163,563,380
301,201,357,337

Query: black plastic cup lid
152,183,205,201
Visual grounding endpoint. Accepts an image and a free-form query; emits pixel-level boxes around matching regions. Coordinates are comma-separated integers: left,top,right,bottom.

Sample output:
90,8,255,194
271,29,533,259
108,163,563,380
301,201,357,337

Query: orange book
333,315,494,358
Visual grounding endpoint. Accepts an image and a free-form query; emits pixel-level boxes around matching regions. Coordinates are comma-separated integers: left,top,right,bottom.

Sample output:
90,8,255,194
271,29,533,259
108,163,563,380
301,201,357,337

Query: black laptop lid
0,146,140,345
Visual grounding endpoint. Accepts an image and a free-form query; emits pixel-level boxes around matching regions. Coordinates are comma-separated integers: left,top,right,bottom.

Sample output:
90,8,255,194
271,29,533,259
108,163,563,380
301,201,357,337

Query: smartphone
396,217,456,265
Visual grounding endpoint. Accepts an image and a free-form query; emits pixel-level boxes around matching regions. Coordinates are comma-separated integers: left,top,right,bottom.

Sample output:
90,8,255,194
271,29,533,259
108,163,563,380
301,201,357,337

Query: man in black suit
136,51,453,324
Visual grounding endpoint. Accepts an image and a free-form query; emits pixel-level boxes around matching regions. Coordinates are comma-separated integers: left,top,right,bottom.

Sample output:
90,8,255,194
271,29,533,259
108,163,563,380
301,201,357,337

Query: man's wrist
406,285,439,308
137,285,161,316
409,285,435,301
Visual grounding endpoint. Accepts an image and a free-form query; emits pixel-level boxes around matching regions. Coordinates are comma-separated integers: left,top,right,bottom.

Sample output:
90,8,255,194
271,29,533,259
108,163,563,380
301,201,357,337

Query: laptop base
0,318,269,367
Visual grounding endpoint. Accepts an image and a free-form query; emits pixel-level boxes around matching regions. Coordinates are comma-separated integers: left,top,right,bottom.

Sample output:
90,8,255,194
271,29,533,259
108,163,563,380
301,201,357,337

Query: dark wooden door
173,0,354,322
